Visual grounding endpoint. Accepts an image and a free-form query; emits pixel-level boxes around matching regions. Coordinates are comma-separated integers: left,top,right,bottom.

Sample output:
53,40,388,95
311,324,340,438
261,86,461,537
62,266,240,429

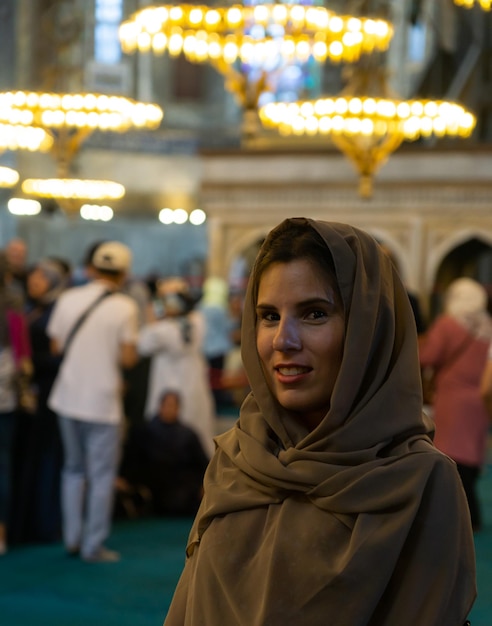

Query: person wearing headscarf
164,218,475,626
138,278,216,458
10,258,71,544
420,276,492,532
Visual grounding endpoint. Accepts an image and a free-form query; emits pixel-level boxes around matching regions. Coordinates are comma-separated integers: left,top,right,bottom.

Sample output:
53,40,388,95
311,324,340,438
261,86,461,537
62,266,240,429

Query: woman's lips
275,365,312,383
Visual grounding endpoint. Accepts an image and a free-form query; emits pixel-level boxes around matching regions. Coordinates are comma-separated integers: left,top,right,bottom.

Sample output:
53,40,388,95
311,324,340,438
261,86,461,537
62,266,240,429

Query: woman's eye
258,310,279,322
306,309,327,321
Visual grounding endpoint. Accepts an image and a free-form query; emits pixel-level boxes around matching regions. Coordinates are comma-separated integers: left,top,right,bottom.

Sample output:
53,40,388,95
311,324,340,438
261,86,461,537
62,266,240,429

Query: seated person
118,390,209,517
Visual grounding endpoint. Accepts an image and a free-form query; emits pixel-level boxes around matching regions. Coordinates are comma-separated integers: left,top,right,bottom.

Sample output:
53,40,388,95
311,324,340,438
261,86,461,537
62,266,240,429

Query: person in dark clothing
11,258,69,544
118,390,209,517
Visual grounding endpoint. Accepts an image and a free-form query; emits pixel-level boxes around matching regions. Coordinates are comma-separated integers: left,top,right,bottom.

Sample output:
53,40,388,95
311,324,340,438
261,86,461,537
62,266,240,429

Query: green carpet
1,467,491,626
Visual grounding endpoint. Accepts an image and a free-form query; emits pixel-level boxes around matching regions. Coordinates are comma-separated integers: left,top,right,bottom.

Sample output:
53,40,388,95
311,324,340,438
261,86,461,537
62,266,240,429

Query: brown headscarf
164,219,476,626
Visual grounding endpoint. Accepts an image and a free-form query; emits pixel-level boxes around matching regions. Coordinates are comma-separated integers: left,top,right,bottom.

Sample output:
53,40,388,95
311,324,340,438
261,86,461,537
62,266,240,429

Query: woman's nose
272,317,302,351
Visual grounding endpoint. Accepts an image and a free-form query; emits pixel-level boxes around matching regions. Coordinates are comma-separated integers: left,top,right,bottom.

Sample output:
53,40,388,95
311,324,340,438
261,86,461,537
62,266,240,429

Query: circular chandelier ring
21,178,126,201
119,4,394,65
0,91,163,132
259,97,477,140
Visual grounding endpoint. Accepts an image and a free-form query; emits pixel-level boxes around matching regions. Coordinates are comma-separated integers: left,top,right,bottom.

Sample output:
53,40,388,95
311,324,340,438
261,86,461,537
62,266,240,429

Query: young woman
164,218,476,626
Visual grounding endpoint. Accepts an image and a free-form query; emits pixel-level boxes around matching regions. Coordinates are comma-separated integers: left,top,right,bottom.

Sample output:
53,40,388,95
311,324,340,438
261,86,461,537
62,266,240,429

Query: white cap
92,241,132,273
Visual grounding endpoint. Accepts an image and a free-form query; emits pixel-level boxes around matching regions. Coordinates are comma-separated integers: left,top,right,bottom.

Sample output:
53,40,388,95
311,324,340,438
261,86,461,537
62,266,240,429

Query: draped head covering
444,277,492,341
164,219,476,626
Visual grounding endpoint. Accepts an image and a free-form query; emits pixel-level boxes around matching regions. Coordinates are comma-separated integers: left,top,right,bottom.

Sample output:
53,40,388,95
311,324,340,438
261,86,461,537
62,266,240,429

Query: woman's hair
251,218,341,306
32,258,69,304
159,389,181,405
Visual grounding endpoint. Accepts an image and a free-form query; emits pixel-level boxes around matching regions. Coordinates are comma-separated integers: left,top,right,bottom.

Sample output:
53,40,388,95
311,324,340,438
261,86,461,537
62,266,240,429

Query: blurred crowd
0,234,491,561
0,237,248,561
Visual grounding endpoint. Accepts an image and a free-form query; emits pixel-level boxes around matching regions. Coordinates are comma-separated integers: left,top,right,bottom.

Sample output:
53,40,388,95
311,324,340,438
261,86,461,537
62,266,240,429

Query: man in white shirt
48,241,139,562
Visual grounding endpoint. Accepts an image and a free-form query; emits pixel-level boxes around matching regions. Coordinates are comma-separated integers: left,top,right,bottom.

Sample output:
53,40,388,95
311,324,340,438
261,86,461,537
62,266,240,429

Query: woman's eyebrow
256,297,336,309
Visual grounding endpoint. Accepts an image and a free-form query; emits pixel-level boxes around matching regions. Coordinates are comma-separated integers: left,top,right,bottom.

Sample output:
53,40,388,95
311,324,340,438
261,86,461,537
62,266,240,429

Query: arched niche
227,228,268,291
428,234,492,319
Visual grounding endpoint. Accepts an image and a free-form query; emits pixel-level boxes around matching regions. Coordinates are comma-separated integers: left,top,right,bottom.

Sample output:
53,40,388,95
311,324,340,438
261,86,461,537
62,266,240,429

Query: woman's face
256,259,345,431
27,268,50,300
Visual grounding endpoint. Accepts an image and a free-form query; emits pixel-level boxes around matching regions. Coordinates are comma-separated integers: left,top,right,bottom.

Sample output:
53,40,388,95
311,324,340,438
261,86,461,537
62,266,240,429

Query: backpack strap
62,290,112,358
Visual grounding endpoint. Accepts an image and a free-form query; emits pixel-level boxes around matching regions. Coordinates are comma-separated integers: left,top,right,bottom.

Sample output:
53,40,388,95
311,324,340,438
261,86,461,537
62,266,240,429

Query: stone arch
425,228,492,293
426,229,492,319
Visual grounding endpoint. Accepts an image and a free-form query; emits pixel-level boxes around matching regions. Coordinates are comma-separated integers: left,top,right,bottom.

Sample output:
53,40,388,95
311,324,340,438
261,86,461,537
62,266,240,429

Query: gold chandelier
0,90,163,209
258,33,477,198
119,3,393,112
0,90,162,174
259,94,476,196
119,4,393,65
454,0,491,9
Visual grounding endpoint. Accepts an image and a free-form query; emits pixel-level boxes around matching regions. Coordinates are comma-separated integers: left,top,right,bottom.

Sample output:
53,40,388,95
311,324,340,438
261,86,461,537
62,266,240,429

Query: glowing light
119,4,394,66
189,208,206,225
7,198,42,216
22,178,125,200
0,166,20,188
80,204,114,221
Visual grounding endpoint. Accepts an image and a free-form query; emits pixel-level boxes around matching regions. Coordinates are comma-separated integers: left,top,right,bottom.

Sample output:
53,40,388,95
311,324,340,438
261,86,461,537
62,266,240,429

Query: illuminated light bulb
396,102,411,118
329,16,344,32
411,101,424,116
226,7,242,26
334,98,348,115
296,39,311,62
305,116,319,135
153,32,168,53
360,118,374,136
312,41,328,61
330,115,343,133
169,32,184,55
137,31,152,52
328,41,344,59
290,5,306,24
319,116,332,133
7,198,41,216
314,99,334,116
205,10,220,26
0,166,19,187
80,204,114,221
420,117,433,137
159,208,174,224
424,101,438,117
189,8,203,25
348,98,363,115
169,7,184,22
173,208,188,224
253,5,269,24
300,102,314,117
272,4,287,24
189,209,206,225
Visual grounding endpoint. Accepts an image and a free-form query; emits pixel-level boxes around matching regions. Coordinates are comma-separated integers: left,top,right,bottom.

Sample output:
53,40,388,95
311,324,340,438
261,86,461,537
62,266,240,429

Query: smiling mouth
276,366,311,376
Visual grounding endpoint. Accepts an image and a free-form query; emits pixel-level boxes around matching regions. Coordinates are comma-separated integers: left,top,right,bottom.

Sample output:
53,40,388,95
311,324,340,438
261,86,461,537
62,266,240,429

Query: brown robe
164,219,476,626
